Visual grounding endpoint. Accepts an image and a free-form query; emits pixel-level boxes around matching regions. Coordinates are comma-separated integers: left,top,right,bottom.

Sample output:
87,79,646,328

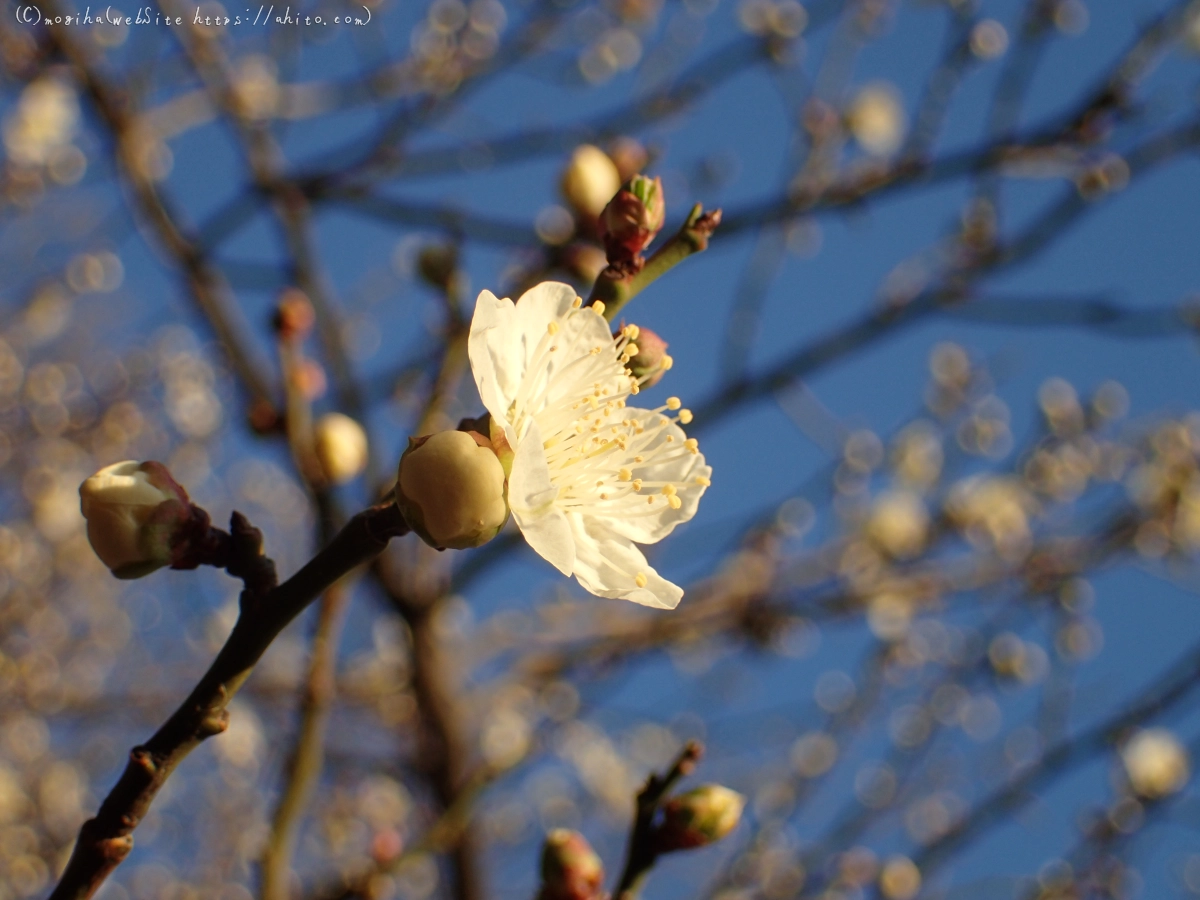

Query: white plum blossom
469,281,711,608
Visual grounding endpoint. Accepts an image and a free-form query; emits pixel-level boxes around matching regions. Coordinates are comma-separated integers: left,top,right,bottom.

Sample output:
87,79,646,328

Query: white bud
78,460,190,579
1122,728,1190,799
314,412,369,484
847,83,906,156
397,430,509,550
867,490,929,559
560,145,621,219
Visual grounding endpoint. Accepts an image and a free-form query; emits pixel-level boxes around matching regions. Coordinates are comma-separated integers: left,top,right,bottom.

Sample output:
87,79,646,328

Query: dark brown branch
613,741,704,900
48,503,410,900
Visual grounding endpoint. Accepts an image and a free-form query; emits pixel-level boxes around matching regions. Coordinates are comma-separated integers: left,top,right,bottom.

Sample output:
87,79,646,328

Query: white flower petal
468,290,523,426
512,281,579,345
569,514,683,609
509,418,575,575
597,410,711,545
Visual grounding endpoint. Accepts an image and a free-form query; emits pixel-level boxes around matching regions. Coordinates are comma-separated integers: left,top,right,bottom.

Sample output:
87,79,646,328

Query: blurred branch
692,116,1200,435
261,582,353,900
39,7,280,421
897,632,1200,891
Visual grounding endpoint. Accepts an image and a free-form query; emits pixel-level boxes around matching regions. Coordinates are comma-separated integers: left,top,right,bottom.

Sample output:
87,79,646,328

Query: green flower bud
396,430,509,550
538,829,605,900
601,174,665,263
78,460,192,579
657,784,745,851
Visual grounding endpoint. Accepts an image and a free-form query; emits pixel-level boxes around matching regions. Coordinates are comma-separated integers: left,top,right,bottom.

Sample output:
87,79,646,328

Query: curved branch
48,503,410,900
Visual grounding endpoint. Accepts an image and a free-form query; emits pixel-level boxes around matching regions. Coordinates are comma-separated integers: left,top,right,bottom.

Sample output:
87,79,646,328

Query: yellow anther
573,296,583,308
647,496,655,505
596,480,604,487
635,572,648,588
685,438,699,453
601,493,609,500
660,418,669,427
592,301,606,316
548,321,560,335
588,396,600,410
694,475,711,487
550,346,558,352
624,324,640,340
678,409,693,424
661,354,674,370
666,435,675,443
634,455,644,463
633,479,643,491
619,468,632,481
666,397,681,410
591,346,602,355
624,343,639,358
668,495,682,510
662,484,677,496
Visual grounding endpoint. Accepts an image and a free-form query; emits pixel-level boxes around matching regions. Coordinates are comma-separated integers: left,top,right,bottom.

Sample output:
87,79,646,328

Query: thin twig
613,741,704,900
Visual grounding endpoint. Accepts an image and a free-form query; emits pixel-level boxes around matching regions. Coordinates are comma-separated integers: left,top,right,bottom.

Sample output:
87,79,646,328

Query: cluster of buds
600,174,665,270
395,429,509,550
79,461,197,579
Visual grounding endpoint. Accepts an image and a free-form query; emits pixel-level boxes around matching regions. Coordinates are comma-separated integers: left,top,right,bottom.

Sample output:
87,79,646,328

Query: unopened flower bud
538,829,604,900
273,288,315,338
621,326,670,388
397,430,509,550
1121,728,1190,799
314,412,369,484
79,460,192,579
561,144,622,219
601,174,665,263
290,358,327,401
657,784,745,852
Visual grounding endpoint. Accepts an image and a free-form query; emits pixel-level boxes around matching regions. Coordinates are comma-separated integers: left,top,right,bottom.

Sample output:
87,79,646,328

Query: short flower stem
589,204,723,322
48,502,410,900
612,741,704,899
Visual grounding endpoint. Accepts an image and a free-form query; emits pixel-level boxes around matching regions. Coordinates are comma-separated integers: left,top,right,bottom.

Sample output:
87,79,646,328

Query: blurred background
4,0,1200,898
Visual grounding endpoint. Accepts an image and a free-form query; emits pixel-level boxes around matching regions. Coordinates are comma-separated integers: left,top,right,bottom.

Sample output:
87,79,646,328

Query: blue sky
11,0,1200,895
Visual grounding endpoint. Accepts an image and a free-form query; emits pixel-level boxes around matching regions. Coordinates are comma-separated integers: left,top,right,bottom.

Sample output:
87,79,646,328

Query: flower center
508,298,707,520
